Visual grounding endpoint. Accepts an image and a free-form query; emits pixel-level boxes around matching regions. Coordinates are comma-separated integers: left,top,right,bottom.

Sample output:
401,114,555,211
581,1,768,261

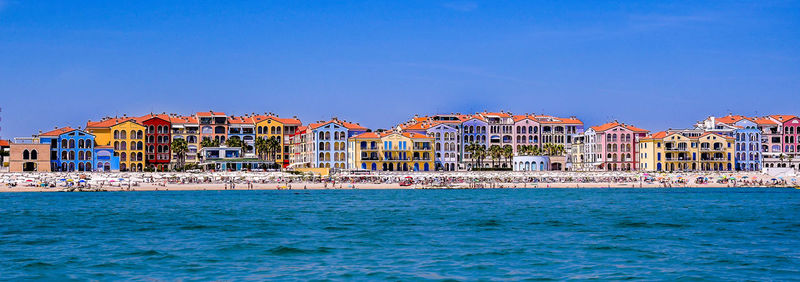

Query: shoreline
2,171,796,192
1,182,794,193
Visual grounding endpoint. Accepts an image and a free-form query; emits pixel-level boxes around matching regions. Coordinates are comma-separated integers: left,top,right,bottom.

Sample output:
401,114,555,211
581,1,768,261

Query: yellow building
253,115,302,168
110,120,146,171
639,131,735,172
348,131,435,171
86,117,147,171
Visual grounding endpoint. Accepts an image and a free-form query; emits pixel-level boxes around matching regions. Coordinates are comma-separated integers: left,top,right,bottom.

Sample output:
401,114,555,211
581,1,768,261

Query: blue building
38,127,96,172
94,146,120,172
697,115,763,171
427,123,459,171
731,119,762,171
308,118,367,169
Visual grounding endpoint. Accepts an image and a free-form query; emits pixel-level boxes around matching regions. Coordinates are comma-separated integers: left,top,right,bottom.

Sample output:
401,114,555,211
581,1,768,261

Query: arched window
22,149,30,160
68,139,75,149
120,130,127,139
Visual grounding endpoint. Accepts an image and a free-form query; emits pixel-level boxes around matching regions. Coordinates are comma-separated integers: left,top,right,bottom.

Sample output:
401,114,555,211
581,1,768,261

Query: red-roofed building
169,115,200,167
348,130,434,171
195,111,228,145
581,121,649,171
137,114,172,171
291,118,367,169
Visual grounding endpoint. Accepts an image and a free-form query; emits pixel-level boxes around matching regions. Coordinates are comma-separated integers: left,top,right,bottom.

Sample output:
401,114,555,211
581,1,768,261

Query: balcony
664,147,688,151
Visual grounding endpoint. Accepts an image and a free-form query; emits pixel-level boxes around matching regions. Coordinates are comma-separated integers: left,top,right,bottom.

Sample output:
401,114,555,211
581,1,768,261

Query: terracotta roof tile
0,140,9,146
195,111,226,117
40,127,76,137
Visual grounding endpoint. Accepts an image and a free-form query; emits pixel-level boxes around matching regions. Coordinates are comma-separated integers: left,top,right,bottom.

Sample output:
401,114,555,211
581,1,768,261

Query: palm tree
225,137,242,148
489,145,502,168
503,145,514,168
466,142,479,169
266,137,281,163
255,137,269,161
170,138,189,170
555,144,565,156
201,138,220,148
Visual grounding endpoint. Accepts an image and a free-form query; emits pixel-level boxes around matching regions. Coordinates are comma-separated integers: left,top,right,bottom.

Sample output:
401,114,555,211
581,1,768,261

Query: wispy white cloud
442,1,478,12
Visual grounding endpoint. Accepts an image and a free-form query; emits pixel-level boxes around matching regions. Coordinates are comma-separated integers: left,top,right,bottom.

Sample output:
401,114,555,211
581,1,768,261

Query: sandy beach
1,170,796,192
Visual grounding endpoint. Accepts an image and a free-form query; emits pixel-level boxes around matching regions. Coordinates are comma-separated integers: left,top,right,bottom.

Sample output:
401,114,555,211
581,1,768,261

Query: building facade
111,120,146,171
139,114,172,171
8,140,51,172
639,131,734,172
38,127,96,172
348,131,434,171
583,122,648,171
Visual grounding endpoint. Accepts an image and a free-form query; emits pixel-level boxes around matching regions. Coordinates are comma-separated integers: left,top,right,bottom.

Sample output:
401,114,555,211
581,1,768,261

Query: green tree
502,145,514,168
489,145,502,168
201,138,220,148
266,137,281,162
170,138,189,170
255,137,269,160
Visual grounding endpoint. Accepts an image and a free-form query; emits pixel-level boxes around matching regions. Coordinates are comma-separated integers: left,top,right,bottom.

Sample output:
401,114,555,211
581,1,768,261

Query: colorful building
348,131,434,171
94,146,120,172
583,121,648,171
169,115,200,167
197,111,228,144
8,138,51,172
298,118,367,169
138,114,172,171
228,115,256,158
639,131,734,172
697,115,763,171
768,115,800,170
110,119,146,171
38,127,96,172
253,115,302,167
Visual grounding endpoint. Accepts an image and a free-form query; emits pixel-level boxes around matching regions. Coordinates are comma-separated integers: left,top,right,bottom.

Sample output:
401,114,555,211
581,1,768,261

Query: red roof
308,119,367,131
40,127,76,136
769,115,799,123
0,140,9,146
753,117,779,125
86,117,140,128
228,116,255,124
135,114,172,124
715,115,752,124
195,111,226,117
590,122,648,133
479,112,511,118
351,132,381,139
169,115,198,124
642,131,667,140
252,115,302,125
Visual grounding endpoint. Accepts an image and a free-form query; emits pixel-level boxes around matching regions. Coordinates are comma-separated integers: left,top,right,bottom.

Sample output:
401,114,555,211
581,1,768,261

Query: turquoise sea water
1,188,799,280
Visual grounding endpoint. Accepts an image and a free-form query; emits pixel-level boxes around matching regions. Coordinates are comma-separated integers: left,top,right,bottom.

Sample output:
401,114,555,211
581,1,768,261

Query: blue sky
1,0,798,138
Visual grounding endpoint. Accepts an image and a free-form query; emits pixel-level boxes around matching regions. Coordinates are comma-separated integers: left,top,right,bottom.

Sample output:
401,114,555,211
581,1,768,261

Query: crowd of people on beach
1,170,796,191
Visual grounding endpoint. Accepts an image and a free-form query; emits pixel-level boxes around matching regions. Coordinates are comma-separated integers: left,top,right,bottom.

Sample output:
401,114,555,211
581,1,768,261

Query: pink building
584,122,648,171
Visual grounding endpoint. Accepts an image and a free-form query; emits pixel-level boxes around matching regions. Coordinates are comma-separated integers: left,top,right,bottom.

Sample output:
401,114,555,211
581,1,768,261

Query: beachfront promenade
1,171,794,192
